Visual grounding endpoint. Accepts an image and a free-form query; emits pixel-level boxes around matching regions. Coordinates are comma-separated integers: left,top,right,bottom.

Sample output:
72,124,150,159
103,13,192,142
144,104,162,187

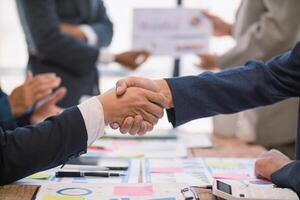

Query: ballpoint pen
55,171,126,178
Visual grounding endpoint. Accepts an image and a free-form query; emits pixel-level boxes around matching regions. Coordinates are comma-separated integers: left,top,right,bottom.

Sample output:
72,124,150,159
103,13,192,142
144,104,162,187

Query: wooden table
0,135,266,200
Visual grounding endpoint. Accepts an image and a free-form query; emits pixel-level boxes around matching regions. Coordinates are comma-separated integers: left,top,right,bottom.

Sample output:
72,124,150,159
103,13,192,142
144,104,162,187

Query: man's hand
203,11,232,37
115,77,173,107
255,149,292,180
197,54,219,70
8,72,61,117
97,86,169,135
115,50,150,70
60,23,86,41
109,77,173,135
30,87,66,125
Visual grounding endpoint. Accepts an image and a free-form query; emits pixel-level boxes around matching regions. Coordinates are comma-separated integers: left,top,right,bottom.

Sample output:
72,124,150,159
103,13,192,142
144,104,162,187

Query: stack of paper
142,158,213,187
35,183,191,200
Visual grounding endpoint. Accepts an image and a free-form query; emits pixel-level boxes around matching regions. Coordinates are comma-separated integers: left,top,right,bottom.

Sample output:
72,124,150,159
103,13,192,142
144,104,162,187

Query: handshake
97,77,173,135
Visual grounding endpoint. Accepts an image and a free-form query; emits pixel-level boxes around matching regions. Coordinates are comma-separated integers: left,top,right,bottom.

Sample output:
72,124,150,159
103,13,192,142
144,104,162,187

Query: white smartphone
213,179,299,200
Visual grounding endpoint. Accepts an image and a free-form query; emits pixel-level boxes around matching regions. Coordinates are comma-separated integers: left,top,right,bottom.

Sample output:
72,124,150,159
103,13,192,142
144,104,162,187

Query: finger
144,90,169,108
116,77,160,96
110,123,120,130
34,90,53,101
120,117,134,134
46,87,67,105
137,121,151,136
143,101,164,118
146,122,154,132
25,71,34,85
202,10,214,20
32,79,62,97
39,87,66,107
32,76,61,89
129,115,143,135
116,80,128,96
141,109,159,125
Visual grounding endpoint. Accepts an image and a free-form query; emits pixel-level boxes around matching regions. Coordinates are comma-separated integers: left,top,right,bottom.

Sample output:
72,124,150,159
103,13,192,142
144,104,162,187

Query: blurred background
0,0,240,133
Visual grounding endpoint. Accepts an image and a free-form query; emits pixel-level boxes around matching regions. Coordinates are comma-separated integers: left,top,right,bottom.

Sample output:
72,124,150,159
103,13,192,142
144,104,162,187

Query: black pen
55,171,126,178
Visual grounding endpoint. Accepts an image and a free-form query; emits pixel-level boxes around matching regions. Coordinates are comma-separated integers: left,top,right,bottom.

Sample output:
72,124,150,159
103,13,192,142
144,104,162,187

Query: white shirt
79,25,115,64
77,97,105,145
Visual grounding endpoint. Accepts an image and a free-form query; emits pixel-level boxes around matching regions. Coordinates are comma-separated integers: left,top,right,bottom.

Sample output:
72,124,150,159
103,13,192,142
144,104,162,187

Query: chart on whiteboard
132,8,212,56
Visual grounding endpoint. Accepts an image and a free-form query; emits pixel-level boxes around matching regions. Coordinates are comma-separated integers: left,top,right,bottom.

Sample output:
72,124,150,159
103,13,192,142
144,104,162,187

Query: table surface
0,135,266,200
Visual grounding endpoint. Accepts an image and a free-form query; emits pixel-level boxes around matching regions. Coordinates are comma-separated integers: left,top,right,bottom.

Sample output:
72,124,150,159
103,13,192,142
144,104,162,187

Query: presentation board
132,8,212,57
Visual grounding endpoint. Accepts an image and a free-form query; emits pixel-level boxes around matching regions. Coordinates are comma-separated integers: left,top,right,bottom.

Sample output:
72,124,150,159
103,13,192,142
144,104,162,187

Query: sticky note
27,172,52,180
150,167,184,173
116,152,145,158
114,185,153,196
206,161,239,168
112,140,139,147
42,195,84,200
213,173,249,180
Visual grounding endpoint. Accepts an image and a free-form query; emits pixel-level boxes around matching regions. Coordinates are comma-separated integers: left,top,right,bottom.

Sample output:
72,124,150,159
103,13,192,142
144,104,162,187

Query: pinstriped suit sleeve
166,41,300,127
0,107,87,185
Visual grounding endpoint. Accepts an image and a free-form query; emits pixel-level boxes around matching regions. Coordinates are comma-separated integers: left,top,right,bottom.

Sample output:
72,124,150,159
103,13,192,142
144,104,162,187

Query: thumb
116,80,128,96
116,77,160,96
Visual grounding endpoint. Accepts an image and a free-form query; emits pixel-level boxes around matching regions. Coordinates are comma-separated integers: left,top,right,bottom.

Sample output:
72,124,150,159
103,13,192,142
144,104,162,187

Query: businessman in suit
113,41,300,194
0,82,167,184
16,0,150,107
197,0,300,158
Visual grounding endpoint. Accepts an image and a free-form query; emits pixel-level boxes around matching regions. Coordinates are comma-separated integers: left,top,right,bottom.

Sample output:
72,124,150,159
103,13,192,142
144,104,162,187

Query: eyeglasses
181,187,200,200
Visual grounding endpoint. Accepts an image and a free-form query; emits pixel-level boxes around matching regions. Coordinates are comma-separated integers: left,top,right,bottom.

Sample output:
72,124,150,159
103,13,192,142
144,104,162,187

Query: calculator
212,179,299,200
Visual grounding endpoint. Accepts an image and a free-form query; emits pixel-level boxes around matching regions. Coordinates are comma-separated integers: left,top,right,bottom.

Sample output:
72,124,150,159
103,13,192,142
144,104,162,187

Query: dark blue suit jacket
166,41,300,194
0,90,13,122
0,89,33,130
16,0,113,107
0,107,87,185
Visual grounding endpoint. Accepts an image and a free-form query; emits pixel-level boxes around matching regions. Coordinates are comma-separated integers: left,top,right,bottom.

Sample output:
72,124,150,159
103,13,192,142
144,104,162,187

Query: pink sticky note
150,167,184,173
114,185,153,196
213,173,249,180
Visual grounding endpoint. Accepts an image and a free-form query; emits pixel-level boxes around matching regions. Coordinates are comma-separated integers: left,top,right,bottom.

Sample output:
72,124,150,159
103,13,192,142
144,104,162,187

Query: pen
55,171,126,178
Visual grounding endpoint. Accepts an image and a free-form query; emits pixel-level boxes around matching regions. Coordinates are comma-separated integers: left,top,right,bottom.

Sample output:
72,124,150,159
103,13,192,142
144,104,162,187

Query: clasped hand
97,77,173,136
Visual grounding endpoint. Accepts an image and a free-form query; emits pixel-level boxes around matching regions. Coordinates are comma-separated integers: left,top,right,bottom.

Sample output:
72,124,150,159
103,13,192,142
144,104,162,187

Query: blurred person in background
16,0,150,107
197,0,300,158
0,72,66,127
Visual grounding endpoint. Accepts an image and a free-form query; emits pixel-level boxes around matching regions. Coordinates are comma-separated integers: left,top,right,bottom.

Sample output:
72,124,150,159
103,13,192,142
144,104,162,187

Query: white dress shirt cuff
98,49,115,65
79,25,98,47
77,97,105,145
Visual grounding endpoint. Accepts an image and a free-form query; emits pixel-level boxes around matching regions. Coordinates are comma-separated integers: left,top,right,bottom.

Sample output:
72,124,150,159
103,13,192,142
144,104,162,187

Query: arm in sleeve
166,41,300,127
218,0,300,68
16,0,100,75
0,107,88,185
0,93,13,122
88,0,113,48
271,161,300,196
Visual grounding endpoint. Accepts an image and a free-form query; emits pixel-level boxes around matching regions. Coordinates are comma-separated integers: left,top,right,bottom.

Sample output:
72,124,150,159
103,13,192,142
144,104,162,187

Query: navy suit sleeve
271,161,300,195
166,41,300,127
0,107,87,185
89,0,113,48
0,91,13,122
16,0,100,76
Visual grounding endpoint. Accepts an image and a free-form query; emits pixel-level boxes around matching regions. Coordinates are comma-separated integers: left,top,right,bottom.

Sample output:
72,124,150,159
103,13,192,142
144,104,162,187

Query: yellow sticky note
27,172,52,180
116,152,145,158
42,195,84,200
206,161,239,168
